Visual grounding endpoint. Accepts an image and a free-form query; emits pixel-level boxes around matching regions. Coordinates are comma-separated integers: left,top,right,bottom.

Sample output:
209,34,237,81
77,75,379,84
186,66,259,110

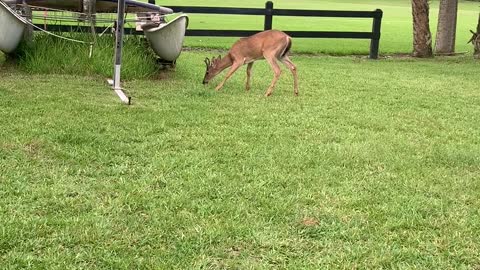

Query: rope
26,20,93,45
23,16,95,58
99,22,115,37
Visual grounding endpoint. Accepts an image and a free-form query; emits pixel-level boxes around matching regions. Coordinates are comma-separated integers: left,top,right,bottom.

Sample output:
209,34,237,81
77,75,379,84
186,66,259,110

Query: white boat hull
0,1,27,53
143,14,188,62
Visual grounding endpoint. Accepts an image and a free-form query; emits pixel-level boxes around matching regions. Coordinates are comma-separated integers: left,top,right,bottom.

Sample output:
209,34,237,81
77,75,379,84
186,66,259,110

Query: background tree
411,0,433,57
434,0,458,55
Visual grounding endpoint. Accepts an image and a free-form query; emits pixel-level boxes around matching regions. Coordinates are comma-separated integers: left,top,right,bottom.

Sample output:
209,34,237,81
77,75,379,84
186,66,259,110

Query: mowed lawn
1,52,480,269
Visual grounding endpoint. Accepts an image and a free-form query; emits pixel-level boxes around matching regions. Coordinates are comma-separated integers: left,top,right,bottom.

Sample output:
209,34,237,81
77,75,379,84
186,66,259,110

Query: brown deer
202,30,298,97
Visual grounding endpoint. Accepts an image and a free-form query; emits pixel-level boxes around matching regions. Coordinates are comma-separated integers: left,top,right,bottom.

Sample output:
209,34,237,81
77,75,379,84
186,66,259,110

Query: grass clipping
12,33,159,80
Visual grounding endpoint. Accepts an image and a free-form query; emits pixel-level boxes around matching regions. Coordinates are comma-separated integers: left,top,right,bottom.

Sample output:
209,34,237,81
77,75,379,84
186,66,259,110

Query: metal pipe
112,0,130,104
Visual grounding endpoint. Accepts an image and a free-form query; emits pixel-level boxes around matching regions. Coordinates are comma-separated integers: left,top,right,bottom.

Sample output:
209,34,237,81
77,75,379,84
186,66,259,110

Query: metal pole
112,0,130,104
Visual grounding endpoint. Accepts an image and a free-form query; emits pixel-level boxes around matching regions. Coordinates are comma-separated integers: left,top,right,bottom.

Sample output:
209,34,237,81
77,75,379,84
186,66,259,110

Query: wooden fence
33,1,383,58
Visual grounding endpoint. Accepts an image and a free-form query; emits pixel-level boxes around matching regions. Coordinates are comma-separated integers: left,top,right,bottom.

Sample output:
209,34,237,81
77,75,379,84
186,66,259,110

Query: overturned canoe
0,0,28,53
142,14,188,62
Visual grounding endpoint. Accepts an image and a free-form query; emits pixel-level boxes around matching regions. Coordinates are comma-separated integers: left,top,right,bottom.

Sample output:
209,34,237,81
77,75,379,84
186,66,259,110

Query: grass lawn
1,0,480,268
1,52,480,269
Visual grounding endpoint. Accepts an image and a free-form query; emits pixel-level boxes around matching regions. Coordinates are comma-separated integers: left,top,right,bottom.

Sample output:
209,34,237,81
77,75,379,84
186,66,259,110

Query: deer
202,30,298,97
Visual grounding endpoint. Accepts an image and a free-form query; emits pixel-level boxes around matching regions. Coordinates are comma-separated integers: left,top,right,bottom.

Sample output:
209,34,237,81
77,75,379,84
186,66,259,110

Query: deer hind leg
281,56,298,96
264,56,282,97
245,62,254,91
215,61,243,91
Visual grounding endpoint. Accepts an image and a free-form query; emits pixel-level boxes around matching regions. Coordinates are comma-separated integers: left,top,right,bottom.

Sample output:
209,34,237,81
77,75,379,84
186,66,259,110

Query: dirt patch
24,140,44,158
301,217,319,227
227,246,242,257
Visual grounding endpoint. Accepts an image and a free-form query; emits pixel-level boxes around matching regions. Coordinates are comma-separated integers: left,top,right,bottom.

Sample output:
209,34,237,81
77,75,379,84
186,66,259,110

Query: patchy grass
1,52,479,269
1,1,479,268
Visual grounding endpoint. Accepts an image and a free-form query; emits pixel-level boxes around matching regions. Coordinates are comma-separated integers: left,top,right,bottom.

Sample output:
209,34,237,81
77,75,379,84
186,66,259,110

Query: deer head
202,55,224,85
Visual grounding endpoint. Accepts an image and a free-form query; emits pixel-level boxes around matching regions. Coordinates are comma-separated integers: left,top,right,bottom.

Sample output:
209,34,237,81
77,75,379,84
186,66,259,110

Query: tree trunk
434,0,458,55
411,0,433,57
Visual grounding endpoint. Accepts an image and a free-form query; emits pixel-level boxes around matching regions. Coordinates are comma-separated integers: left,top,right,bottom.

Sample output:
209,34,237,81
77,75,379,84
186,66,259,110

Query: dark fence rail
33,1,383,58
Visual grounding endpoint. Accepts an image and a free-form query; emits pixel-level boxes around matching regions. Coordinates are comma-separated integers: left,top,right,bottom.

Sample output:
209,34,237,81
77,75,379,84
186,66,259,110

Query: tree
434,0,458,55
411,0,433,57
468,13,480,59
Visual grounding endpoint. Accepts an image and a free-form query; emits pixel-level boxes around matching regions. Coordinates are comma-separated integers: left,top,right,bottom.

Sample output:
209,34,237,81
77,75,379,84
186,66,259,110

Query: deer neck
215,55,233,73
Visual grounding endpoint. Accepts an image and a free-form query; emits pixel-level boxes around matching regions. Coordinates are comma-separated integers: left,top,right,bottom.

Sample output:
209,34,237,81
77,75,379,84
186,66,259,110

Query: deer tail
281,36,292,58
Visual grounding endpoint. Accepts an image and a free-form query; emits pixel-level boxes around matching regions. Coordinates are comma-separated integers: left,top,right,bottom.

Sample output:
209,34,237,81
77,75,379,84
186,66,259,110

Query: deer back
228,30,292,61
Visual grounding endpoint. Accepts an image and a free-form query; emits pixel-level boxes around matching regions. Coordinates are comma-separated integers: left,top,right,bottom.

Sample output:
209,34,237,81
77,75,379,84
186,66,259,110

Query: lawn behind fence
1,52,480,268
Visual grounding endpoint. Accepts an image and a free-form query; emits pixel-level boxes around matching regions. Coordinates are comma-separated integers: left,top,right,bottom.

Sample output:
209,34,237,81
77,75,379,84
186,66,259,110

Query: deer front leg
264,57,282,97
215,62,243,91
281,56,298,96
245,62,254,91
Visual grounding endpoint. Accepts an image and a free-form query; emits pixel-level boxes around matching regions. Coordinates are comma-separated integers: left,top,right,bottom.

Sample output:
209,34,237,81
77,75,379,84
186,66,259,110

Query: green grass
1,1,480,268
1,52,480,269
11,33,159,79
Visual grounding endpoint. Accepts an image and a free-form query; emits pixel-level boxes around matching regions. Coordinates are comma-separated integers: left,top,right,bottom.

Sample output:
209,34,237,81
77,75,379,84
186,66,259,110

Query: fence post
264,1,273,31
369,9,383,59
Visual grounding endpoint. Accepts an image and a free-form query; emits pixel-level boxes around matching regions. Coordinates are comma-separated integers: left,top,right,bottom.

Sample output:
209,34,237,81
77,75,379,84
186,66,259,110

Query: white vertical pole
112,0,130,104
